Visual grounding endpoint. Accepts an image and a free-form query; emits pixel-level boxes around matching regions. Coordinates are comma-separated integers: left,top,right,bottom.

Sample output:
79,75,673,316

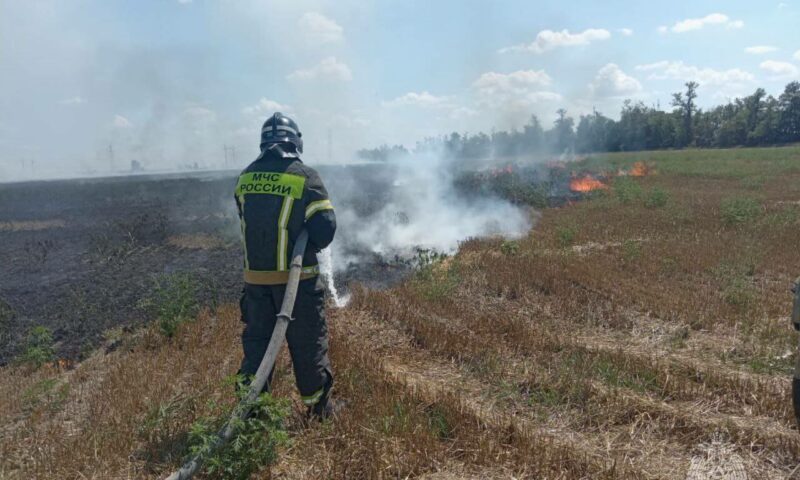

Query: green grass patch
613,177,643,204
20,326,55,368
579,146,800,180
141,272,200,337
644,188,669,208
500,240,519,256
412,249,461,300
720,197,762,225
556,225,578,247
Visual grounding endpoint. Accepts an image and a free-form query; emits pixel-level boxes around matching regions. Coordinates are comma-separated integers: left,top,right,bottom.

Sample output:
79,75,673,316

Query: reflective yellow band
305,199,334,220
277,196,294,271
239,196,249,270
301,387,325,406
244,265,320,285
236,172,305,199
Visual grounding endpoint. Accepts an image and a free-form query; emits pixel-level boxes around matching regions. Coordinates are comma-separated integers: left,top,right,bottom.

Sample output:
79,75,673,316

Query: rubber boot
308,375,345,421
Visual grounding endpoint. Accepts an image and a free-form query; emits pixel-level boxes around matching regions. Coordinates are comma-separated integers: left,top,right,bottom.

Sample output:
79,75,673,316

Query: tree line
357,81,800,160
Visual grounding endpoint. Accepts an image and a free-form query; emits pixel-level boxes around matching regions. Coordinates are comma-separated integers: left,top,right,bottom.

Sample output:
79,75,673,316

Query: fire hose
792,277,800,430
164,229,309,480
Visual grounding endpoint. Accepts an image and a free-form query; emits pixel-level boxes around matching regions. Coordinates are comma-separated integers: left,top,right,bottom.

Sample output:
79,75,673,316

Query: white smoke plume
324,150,531,274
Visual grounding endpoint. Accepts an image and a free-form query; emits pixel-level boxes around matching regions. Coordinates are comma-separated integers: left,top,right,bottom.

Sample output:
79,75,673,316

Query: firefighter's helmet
260,112,303,154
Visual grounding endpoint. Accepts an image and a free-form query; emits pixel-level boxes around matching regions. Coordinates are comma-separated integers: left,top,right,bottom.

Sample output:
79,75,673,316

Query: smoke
326,150,531,273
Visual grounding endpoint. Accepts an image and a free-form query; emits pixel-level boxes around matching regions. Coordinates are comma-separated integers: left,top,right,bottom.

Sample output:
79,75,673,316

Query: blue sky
1,0,799,178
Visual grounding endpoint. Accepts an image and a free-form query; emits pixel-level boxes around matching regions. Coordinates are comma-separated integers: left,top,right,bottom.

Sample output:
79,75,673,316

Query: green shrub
187,390,290,480
644,188,669,208
720,197,761,225
142,272,199,337
613,177,643,204
500,240,519,256
556,226,577,247
413,250,461,301
20,326,55,368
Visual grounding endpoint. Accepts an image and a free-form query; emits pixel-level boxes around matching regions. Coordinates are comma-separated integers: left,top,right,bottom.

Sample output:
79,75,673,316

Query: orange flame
570,175,608,193
629,161,649,177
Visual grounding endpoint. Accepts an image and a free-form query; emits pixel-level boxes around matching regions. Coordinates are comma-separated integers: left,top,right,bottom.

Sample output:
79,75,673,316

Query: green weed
614,177,643,204
187,389,290,480
500,240,519,256
20,326,55,368
644,188,669,208
556,226,577,247
412,249,461,300
141,272,200,337
720,197,762,225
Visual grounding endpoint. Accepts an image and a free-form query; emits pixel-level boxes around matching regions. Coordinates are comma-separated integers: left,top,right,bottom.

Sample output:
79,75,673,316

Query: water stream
319,247,349,308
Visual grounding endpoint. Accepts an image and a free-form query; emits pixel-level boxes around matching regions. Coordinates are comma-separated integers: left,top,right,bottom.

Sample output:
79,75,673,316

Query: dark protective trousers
238,275,332,407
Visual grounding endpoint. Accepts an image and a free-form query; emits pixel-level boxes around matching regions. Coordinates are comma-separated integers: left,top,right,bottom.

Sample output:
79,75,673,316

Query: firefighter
235,112,338,419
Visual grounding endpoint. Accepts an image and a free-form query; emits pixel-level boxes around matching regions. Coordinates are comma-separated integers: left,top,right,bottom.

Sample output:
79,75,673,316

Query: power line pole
223,145,237,169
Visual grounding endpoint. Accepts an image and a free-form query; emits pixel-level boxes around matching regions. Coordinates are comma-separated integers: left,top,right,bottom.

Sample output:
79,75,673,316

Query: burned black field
0,172,240,363
0,165,413,364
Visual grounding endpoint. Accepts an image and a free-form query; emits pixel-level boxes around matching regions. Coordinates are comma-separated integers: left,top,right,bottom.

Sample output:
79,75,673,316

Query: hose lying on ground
164,229,309,480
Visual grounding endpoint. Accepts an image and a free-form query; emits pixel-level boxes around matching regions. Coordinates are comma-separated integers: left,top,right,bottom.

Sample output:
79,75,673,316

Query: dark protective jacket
235,147,336,285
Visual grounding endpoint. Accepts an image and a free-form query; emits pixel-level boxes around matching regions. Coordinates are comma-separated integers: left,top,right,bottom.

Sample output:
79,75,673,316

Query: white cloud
657,26,668,35
666,13,743,33
112,115,132,128
58,96,86,106
618,28,634,36
472,69,560,115
760,60,799,78
499,28,611,54
473,70,552,93
297,12,343,45
382,91,453,109
177,0,192,4
241,98,292,117
589,63,643,97
287,56,352,82
381,91,476,122
635,61,755,87
794,50,800,61
744,45,778,54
